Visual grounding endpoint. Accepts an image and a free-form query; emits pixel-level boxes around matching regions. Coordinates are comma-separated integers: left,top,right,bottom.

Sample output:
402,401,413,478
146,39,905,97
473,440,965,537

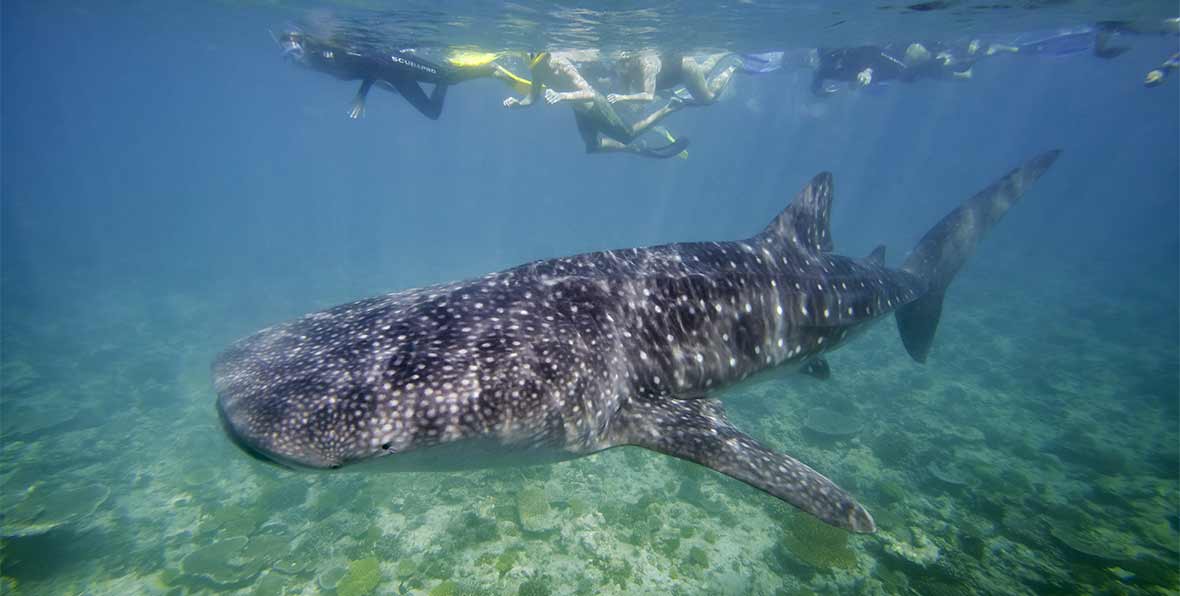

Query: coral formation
782,513,858,569
881,527,941,568
517,486,558,533
179,537,263,588
1,483,110,538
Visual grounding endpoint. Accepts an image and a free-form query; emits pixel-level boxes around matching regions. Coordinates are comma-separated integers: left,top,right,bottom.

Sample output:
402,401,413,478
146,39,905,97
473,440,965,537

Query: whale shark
215,150,1060,533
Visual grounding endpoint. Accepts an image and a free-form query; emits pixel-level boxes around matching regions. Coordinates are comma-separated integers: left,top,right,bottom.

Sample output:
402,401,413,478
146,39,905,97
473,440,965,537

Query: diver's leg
986,43,1020,55
597,138,630,153
696,52,729,73
573,108,605,153
628,101,680,136
586,95,640,144
572,105,634,154
706,63,738,96
392,79,448,120
349,79,375,119
446,63,496,84
426,83,448,119
681,58,737,104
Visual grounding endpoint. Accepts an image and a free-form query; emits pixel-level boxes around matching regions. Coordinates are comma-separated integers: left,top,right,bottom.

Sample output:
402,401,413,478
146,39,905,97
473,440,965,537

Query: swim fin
632,137,690,159
653,127,689,160
738,51,785,74
446,50,500,67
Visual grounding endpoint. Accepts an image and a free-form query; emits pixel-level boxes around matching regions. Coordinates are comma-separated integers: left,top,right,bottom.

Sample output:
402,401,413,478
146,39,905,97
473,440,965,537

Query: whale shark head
216,388,347,470
212,287,514,473
212,321,402,471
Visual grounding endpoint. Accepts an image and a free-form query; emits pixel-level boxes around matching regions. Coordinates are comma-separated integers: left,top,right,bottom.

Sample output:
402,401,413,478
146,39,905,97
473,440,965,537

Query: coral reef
337,558,382,596
179,537,263,588
782,512,858,569
517,486,558,533
1,483,110,538
881,527,940,568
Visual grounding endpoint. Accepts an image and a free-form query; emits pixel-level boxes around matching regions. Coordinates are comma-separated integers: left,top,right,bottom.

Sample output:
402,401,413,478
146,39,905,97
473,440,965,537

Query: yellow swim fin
656,127,689,160
447,51,533,93
446,50,500,68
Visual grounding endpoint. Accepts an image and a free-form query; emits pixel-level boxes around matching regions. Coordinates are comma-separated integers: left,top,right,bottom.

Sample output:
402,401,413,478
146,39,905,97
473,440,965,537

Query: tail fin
897,150,1061,362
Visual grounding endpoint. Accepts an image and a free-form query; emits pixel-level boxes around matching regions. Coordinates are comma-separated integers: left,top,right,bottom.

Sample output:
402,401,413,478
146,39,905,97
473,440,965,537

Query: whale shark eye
381,442,391,450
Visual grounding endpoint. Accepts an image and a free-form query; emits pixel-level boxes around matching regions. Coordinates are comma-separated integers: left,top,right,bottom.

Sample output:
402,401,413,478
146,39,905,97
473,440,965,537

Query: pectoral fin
609,397,875,533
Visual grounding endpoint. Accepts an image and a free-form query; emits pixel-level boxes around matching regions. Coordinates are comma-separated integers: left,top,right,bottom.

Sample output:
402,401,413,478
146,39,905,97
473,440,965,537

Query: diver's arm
349,79,375,119
503,84,537,108
608,55,659,103
504,60,545,108
544,58,596,103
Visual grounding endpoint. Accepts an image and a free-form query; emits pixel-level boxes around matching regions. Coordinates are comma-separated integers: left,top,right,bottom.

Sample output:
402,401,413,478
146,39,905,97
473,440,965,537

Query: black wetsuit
287,36,462,120
811,43,973,95
812,46,906,95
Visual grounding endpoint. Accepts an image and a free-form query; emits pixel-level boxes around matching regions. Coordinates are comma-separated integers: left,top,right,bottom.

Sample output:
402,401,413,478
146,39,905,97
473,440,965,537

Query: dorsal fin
755,172,834,253
865,245,886,266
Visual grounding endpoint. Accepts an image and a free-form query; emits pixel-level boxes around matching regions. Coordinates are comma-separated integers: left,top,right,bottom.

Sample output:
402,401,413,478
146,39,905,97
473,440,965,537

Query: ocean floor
1,261,1177,595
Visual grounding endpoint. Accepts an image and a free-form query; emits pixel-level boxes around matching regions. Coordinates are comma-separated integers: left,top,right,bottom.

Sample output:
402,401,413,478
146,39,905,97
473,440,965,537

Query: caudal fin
897,150,1061,362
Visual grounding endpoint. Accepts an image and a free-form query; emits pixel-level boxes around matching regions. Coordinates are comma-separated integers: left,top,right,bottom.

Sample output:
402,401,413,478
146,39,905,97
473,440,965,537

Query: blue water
2,2,1178,595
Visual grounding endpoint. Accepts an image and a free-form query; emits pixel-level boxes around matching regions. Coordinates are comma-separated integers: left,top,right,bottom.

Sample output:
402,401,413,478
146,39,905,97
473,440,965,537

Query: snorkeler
607,52,739,107
899,42,977,82
1144,52,1179,87
810,42,970,96
503,51,688,159
276,30,523,120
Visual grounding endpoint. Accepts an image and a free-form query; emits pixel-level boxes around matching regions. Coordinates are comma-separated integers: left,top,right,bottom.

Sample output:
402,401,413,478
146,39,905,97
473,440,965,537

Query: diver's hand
348,101,365,119
856,68,873,86
606,93,622,104
503,97,520,108
544,88,563,104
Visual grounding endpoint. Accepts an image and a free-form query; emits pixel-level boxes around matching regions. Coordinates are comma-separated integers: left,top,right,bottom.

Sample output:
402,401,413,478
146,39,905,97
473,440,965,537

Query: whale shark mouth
216,397,291,469
216,393,345,471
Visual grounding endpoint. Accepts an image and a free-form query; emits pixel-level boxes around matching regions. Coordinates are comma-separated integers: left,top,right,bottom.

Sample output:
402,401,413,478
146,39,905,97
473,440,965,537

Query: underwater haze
2,1,1179,595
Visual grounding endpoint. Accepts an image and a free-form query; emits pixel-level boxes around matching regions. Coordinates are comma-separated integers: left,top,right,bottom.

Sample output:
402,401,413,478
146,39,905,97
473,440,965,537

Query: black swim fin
633,137,690,159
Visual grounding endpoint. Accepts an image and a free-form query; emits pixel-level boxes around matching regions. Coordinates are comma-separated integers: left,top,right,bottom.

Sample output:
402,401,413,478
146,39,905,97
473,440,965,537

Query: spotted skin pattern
216,152,1060,533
